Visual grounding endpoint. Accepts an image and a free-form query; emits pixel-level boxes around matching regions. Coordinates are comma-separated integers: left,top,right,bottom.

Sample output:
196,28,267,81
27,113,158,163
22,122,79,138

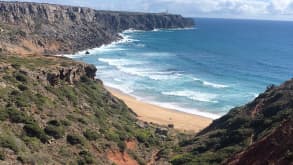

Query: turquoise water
67,18,293,119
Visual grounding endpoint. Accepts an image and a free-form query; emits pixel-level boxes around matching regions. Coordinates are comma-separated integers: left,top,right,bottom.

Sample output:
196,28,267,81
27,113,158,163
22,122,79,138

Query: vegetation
0,55,171,164
67,134,84,145
83,129,100,141
0,55,290,164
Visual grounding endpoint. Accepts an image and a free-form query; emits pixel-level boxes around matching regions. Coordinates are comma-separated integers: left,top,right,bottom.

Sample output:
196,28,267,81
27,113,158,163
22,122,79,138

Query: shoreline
106,86,212,133
58,27,196,57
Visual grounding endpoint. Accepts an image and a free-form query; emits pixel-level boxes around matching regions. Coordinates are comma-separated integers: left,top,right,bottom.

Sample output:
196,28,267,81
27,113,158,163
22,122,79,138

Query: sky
3,0,293,21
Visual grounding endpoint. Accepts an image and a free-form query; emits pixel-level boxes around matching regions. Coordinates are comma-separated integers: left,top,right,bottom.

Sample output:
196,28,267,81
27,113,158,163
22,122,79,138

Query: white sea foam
103,83,221,120
98,58,183,80
123,28,145,33
191,77,229,89
104,82,134,94
162,90,218,103
98,58,145,66
202,81,229,88
133,98,221,119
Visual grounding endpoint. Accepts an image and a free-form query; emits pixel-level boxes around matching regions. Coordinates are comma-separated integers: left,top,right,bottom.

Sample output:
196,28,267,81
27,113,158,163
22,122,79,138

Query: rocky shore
0,1,194,55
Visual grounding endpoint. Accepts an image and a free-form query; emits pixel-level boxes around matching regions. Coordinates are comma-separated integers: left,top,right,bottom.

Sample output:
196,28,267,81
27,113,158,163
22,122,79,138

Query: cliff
0,1,194,55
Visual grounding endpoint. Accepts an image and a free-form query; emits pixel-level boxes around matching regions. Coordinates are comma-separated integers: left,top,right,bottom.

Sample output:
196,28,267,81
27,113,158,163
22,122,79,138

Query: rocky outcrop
45,63,97,86
0,1,194,55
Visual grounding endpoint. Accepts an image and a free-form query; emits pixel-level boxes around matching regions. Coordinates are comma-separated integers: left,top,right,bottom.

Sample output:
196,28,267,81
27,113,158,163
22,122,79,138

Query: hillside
0,54,189,164
0,1,194,55
170,80,293,165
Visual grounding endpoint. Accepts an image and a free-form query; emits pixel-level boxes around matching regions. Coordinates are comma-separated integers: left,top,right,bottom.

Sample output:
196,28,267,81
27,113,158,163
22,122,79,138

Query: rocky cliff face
0,2,194,55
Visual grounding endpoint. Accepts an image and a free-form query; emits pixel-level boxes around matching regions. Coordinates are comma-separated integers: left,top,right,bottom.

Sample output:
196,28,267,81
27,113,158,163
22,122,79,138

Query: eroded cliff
0,1,194,55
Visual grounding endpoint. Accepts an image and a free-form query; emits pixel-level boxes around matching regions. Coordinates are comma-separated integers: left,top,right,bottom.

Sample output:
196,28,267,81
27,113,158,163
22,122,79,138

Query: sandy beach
106,87,212,133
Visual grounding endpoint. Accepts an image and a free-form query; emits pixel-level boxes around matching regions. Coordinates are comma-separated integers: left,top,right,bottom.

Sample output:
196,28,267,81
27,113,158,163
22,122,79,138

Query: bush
135,130,151,143
22,136,41,151
0,135,18,153
47,120,61,126
18,84,28,91
15,95,29,107
60,119,71,126
67,134,84,145
118,141,126,152
171,154,194,165
11,63,21,69
83,130,100,141
105,131,120,142
78,150,94,164
7,108,33,124
0,109,8,121
15,73,27,83
23,123,49,143
10,90,20,96
0,150,5,160
44,125,65,139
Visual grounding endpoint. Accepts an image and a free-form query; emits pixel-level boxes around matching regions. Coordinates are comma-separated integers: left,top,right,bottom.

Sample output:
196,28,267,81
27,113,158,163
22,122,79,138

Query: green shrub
18,84,28,91
15,95,30,107
23,123,49,143
15,73,27,83
33,94,49,109
0,135,18,153
171,154,194,165
67,134,84,145
0,150,5,160
118,141,126,152
22,136,41,151
78,150,94,164
135,130,151,143
83,130,100,141
44,125,65,139
7,108,33,124
105,131,120,142
60,119,71,126
10,90,20,96
0,109,8,121
47,120,61,126
11,63,21,69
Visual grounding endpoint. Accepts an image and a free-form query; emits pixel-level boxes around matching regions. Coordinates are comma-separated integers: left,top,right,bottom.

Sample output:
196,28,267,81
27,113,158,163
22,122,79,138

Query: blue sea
66,18,293,119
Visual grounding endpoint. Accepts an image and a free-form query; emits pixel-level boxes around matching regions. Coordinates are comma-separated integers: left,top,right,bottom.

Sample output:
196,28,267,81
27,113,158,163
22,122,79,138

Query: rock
0,82,6,88
85,51,90,55
155,128,168,136
167,124,174,128
45,63,97,86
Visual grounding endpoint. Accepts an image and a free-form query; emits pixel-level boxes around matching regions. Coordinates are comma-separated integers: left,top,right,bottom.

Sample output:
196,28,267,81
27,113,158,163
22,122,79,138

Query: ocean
66,18,293,119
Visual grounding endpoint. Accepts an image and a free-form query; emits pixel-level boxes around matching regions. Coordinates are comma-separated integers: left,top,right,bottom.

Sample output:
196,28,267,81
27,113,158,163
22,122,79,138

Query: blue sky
4,0,293,21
